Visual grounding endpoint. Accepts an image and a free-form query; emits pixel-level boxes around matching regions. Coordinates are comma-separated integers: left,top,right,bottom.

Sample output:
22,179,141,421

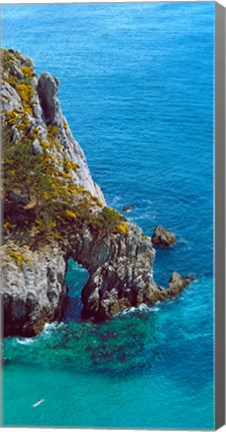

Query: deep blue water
2,2,214,429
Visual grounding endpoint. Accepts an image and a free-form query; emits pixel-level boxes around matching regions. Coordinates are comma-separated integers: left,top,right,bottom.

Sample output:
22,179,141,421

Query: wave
129,211,157,222
16,337,36,346
41,321,66,337
107,195,123,207
176,236,193,250
140,198,154,205
117,303,160,317
10,322,66,347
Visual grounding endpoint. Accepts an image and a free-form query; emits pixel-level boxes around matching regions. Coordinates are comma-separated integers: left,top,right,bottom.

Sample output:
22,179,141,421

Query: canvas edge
215,2,226,430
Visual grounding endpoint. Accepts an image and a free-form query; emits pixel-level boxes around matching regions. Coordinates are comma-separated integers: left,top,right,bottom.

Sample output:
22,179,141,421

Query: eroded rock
37,72,60,125
151,225,176,247
67,223,191,321
166,271,194,297
1,245,67,337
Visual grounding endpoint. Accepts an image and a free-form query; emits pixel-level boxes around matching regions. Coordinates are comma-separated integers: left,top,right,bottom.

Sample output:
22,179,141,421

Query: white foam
16,337,36,345
42,321,65,337
118,303,160,316
139,303,160,312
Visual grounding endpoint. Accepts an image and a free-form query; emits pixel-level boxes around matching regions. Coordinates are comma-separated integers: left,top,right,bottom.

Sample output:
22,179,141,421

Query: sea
2,2,214,429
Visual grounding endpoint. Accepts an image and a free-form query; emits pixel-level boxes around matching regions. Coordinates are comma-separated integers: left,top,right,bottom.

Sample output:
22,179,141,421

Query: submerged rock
151,225,176,247
122,205,134,212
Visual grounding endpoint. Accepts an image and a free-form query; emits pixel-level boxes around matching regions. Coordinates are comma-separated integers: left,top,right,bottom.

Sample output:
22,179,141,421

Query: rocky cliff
1,243,67,336
1,49,105,204
1,49,192,336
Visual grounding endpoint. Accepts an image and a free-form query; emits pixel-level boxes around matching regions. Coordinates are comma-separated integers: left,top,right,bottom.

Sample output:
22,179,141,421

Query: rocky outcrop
1,226,192,336
1,244,67,336
69,224,156,320
37,72,61,125
37,72,105,201
166,271,194,296
151,225,176,247
79,240,192,320
122,205,134,213
1,49,106,205
1,49,193,336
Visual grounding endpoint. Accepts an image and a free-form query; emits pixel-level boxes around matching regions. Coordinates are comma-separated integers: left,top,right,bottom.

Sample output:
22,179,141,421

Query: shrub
21,66,33,78
17,83,34,114
89,207,128,237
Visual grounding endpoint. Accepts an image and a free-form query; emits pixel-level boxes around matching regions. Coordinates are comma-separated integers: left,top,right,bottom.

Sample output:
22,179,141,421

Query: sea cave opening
64,258,90,323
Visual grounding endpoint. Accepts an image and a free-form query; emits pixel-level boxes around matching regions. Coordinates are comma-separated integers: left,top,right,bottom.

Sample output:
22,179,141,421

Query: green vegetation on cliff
2,49,129,248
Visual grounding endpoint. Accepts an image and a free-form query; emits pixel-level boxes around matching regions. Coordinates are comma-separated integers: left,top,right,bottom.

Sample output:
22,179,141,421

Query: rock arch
2,221,192,337
65,222,192,322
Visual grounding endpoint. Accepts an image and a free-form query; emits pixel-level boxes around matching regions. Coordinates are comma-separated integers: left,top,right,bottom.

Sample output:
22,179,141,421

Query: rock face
70,224,156,320
1,224,192,336
37,73,60,125
151,225,176,247
1,245,67,336
1,49,192,336
66,225,192,321
1,49,106,205
79,239,192,320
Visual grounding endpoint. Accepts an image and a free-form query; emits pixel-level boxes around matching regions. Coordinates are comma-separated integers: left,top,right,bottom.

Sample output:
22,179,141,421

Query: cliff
1,49,192,336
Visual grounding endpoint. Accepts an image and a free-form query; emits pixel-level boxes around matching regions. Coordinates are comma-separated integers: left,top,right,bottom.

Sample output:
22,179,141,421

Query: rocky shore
1,48,193,336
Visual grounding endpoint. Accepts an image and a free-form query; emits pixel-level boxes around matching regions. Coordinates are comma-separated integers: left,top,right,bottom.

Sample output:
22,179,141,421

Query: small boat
32,399,44,408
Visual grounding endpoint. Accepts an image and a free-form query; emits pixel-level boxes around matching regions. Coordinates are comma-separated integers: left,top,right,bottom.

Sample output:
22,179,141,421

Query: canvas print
1,2,214,429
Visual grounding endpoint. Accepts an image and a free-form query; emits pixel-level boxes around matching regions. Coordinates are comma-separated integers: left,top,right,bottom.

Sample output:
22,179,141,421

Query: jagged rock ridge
1,49,192,336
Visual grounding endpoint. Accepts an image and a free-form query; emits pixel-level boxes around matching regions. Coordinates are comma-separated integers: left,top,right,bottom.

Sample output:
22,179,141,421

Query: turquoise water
2,2,214,429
